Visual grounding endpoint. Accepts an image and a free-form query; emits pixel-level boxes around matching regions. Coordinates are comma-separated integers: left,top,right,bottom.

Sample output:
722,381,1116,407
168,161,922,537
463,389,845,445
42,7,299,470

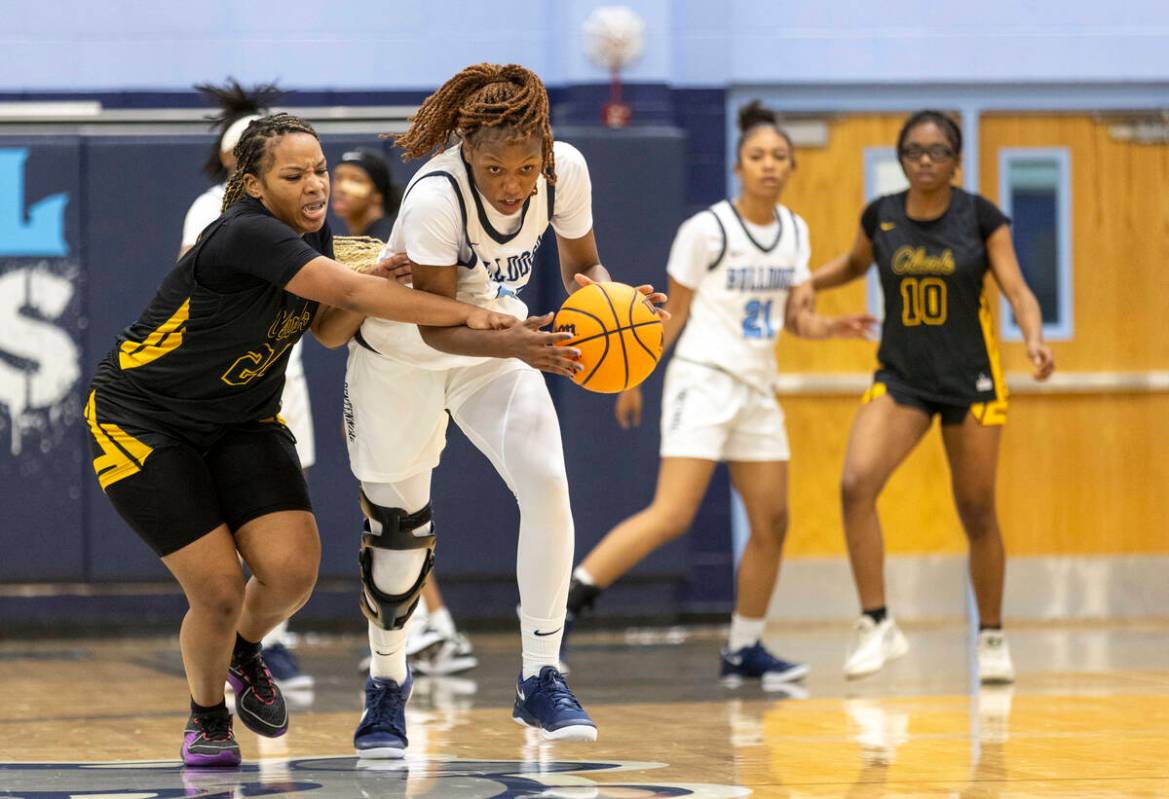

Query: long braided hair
393,63,557,184
221,113,320,213
195,78,282,182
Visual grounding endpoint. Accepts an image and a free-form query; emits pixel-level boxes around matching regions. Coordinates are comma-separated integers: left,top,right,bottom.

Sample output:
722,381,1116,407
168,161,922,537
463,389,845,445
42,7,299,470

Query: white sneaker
405,621,445,658
977,630,1016,684
844,616,909,679
411,632,478,676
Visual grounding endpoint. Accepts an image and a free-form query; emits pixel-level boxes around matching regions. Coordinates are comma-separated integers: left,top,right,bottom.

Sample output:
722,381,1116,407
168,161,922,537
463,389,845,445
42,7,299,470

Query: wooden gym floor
1,620,1167,797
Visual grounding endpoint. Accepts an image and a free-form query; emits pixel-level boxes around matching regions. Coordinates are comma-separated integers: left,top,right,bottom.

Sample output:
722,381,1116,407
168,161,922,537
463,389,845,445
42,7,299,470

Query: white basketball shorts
343,342,530,482
659,358,789,462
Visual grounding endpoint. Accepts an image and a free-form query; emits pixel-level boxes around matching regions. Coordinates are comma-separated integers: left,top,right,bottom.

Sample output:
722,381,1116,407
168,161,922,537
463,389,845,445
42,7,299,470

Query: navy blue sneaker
512,666,596,741
263,643,314,690
720,642,808,689
354,671,412,759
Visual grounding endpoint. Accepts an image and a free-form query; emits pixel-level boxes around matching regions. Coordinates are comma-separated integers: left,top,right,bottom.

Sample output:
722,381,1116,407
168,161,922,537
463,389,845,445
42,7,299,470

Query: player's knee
282,558,319,602
646,502,694,541
955,494,997,538
756,506,789,546
840,468,880,508
191,574,246,626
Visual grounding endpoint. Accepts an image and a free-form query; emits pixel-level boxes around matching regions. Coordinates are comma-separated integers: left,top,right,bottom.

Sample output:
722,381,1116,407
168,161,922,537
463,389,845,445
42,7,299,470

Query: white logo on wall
0,263,80,455
0,147,79,456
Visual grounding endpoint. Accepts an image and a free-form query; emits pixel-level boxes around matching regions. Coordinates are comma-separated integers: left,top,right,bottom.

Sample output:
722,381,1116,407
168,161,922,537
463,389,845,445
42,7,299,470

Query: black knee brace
358,490,436,631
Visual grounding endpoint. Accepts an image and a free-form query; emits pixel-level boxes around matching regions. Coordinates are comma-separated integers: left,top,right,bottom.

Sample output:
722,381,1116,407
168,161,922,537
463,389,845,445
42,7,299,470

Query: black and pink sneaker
227,650,288,737
181,711,241,767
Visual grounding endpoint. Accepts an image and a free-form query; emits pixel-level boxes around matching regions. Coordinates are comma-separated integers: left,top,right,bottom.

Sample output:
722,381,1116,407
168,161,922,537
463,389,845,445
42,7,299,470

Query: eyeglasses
900,144,956,162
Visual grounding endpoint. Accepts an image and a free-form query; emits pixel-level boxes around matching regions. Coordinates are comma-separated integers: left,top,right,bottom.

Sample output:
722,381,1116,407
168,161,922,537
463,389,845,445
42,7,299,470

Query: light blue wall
4,0,1168,91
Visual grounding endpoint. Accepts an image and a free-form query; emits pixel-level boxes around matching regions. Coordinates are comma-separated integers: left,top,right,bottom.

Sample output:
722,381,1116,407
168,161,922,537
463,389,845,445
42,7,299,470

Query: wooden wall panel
781,393,1169,558
979,114,1169,372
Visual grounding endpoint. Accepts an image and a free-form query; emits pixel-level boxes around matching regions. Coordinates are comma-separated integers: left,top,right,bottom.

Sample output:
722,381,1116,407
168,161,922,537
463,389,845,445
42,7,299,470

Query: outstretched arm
812,226,874,291
412,262,583,378
783,281,878,340
309,253,414,348
286,255,512,331
986,225,1055,380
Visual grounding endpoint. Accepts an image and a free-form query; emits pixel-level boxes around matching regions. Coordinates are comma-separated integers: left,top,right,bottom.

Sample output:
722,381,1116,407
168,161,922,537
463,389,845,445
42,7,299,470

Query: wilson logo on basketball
556,323,577,336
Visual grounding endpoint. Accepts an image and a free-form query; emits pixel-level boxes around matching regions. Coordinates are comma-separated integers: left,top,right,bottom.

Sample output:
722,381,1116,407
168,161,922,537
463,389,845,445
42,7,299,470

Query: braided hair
393,63,556,184
221,113,319,213
195,78,282,182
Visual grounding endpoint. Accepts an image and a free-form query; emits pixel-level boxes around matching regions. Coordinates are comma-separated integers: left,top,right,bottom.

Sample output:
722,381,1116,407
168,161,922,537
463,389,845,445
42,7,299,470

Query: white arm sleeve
398,179,464,267
180,191,222,248
665,212,724,290
549,141,593,240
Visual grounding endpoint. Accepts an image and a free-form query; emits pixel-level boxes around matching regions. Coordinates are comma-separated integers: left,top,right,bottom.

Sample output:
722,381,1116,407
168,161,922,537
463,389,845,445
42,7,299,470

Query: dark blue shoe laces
364,679,407,734
536,668,583,712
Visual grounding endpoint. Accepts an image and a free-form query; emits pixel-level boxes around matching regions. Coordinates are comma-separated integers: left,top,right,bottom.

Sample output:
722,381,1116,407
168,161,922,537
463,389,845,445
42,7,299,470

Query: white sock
520,611,566,678
429,606,455,638
368,621,409,683
728,613,765,652
573,566,595,585
261,619,290,649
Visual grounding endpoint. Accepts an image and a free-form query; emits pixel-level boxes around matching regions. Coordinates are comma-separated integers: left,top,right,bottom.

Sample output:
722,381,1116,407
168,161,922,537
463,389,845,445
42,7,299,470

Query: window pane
999,148,1071,341
1007,160,1060,324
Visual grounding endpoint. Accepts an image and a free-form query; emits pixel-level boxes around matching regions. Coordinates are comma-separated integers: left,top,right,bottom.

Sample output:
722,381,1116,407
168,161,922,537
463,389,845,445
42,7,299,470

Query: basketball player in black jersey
813,110,1054,684
84,114,514,767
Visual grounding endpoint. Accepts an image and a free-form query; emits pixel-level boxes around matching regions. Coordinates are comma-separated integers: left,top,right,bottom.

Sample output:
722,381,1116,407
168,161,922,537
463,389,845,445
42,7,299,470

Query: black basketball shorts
84,390,312,557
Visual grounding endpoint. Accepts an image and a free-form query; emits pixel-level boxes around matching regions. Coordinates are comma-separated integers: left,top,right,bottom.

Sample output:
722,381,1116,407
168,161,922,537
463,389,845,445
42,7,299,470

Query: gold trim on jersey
83,391,154,490
118,298,190,370
974,292,1009,426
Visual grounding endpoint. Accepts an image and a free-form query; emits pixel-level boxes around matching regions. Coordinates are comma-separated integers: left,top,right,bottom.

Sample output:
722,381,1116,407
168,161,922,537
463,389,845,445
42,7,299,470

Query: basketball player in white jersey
179,80,314,691
563,101,875,688
333,64,666,755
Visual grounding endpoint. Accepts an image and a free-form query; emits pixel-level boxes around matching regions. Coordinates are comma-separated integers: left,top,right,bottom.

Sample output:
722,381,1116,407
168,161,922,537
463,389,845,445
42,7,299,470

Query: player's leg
261,353,316,689
161,526,247,766
449,363,595,741
87,399,244,766
354,471,435,758
723,458,806,686
840,388,932,678
211,426,319,739
940,408,1014,683
577,459,717,590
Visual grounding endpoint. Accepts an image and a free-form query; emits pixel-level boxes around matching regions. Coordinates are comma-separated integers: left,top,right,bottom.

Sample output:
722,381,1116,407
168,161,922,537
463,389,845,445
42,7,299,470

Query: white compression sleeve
451,368,574,677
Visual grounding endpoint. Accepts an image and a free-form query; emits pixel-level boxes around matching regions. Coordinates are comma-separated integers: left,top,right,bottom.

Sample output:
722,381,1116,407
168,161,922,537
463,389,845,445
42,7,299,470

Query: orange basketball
554,281,663,393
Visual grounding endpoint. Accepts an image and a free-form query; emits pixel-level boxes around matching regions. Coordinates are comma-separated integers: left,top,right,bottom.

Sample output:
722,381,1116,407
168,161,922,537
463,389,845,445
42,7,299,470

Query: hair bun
738,100,777,133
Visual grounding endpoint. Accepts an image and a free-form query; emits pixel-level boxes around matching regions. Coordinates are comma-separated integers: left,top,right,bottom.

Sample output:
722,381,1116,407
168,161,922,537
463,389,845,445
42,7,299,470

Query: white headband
220,114,262,154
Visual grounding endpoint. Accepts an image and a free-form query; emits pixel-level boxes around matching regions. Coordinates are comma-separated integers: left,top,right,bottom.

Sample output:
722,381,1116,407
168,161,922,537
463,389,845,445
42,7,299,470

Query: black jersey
91,197,332,438
862,188,1010,406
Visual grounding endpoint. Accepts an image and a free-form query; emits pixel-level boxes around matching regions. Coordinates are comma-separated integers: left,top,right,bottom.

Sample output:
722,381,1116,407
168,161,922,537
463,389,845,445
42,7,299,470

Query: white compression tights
363,367,575,681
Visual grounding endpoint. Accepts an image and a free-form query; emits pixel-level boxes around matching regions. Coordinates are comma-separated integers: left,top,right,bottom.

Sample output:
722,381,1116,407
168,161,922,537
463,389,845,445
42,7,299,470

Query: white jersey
181,183,226,249
358,140,593,369
669,200,811,393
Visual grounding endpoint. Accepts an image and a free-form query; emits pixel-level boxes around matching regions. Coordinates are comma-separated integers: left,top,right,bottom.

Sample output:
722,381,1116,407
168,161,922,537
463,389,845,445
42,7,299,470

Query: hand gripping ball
554,281,663,393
